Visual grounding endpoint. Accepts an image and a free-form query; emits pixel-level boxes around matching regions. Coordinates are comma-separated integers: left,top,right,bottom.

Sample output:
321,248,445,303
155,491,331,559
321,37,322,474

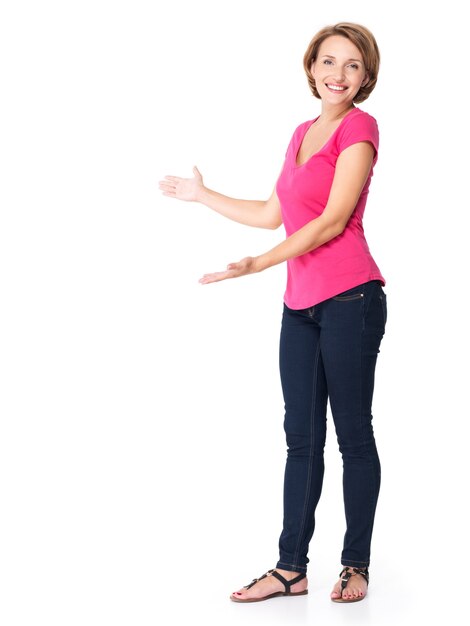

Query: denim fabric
275,280,387,573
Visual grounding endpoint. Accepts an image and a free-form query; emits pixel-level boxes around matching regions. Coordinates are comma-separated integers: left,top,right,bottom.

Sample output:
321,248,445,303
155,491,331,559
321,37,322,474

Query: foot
231,568,308,602
330,566,368,602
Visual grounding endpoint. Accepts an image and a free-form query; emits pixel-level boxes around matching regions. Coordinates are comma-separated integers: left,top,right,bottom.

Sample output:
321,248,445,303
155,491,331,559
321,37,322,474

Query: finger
199,271,232,284
160,176,183,185
192,166,202,180
199,273,226,284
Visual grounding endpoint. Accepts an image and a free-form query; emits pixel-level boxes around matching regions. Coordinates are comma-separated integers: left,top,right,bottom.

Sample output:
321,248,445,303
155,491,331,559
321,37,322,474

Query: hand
199,256,258,284
159,166,204,202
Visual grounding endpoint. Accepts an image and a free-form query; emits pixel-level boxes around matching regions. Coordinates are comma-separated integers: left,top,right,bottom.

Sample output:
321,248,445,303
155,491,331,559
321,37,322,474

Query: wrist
195,184,209,204
252,255,267,273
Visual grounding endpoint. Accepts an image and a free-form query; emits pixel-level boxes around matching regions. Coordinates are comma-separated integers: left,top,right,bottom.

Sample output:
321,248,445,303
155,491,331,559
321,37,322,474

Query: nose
333,68,345,82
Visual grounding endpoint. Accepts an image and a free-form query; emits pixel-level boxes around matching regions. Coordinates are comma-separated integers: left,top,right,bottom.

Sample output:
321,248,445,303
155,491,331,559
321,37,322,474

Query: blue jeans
275,280,387,573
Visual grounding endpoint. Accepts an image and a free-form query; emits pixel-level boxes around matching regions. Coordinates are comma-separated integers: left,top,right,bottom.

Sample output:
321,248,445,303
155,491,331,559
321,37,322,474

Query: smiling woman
303,22,380,103
159,21,386,606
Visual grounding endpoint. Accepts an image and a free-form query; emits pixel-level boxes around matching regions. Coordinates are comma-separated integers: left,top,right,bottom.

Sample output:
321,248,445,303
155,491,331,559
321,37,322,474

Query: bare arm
199,142,375,283
159,166,282,230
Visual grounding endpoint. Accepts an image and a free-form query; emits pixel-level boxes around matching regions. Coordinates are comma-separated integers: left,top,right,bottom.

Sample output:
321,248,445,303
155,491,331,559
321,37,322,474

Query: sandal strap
271,569,306,592
244,569,276,590
244,568,306,592
339,566,369,591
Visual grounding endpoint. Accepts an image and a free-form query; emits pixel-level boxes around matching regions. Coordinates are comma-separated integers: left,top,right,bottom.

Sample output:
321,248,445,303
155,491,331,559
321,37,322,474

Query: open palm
159,166,203,202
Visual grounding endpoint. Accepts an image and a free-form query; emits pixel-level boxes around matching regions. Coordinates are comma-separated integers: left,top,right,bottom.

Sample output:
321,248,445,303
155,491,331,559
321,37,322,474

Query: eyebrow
321,54,363,63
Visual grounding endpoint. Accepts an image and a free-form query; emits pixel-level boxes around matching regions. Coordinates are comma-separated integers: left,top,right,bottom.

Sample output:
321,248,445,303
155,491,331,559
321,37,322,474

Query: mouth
325,83,348,93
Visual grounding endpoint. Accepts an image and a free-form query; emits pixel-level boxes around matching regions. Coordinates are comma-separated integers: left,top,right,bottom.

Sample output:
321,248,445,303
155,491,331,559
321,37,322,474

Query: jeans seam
360,295,365,443
292,342,320,566
351,286,376,565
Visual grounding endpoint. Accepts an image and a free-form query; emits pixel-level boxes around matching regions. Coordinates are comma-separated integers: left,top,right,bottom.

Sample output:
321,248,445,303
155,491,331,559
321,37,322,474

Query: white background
0,1,468,624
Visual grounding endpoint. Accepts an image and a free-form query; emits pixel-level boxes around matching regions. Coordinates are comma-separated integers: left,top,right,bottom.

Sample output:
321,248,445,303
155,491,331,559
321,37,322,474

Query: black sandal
230,569,308,603
331,566,369,603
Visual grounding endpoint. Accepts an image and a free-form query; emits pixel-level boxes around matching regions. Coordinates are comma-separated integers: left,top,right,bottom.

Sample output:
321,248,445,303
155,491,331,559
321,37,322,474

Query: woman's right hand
159,166,204,202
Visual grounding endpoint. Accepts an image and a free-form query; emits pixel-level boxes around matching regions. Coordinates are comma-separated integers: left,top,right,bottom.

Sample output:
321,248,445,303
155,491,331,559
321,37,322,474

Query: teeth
327,84,347,91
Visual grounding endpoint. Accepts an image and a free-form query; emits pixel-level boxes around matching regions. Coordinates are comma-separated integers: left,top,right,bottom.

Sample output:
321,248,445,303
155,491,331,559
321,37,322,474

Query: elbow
268,218,283,230
325,219,347,241
262,215,283,230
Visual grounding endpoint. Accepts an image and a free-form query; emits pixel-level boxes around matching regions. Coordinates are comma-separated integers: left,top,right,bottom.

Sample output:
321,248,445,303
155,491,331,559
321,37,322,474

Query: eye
323,59,333,65
348,63,359,70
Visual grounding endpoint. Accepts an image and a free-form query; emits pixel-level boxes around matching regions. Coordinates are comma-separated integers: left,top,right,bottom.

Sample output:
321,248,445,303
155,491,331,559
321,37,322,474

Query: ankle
276,568,305,580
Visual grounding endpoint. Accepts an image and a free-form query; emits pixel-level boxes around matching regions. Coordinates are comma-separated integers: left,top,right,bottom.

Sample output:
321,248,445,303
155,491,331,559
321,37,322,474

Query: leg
276,304,328,574
318,282,386,597
230,305,323,602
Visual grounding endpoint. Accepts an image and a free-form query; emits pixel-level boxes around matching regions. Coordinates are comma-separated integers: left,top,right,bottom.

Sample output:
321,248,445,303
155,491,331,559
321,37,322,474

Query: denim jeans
275,280,387,573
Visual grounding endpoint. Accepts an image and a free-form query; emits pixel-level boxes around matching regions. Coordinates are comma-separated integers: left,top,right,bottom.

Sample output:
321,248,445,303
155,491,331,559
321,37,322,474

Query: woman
159,22,386,604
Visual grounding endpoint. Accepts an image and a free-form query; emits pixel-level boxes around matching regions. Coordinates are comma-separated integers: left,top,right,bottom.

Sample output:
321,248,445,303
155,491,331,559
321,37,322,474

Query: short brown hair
303,23,380,104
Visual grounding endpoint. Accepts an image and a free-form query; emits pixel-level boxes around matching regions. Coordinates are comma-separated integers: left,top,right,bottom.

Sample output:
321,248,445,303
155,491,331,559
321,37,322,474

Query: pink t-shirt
276,107,385,309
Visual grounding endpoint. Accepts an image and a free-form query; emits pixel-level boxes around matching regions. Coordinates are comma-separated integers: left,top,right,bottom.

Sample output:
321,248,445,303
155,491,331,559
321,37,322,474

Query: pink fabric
276,107,385,309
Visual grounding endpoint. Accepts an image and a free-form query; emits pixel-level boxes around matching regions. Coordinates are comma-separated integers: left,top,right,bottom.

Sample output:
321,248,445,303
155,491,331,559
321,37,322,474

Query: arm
199,141,374,283
159,166,282,230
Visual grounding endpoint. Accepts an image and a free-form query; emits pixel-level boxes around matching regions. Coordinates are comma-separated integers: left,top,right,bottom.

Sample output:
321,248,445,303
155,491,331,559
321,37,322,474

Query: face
311,35,369,105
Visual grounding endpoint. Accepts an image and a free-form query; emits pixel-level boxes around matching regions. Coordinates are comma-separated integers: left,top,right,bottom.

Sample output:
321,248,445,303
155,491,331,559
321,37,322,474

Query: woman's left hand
199,256,258,284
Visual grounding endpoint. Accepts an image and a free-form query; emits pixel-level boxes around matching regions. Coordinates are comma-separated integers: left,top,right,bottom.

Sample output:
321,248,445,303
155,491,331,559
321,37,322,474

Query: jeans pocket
332,286,365,302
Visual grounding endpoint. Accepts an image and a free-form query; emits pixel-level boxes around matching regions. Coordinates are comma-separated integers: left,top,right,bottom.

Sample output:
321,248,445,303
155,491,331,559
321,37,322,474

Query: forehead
317,35,363,61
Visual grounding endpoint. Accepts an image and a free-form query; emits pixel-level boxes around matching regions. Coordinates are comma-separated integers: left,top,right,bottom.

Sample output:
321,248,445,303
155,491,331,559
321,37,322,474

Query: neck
318,103,355,123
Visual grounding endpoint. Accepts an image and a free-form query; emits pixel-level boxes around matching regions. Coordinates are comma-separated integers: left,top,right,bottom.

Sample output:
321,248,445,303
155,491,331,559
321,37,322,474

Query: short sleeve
337,111,379,158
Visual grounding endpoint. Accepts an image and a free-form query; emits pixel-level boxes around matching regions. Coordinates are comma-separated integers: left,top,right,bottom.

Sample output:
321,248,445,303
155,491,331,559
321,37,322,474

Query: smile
326,84,347,92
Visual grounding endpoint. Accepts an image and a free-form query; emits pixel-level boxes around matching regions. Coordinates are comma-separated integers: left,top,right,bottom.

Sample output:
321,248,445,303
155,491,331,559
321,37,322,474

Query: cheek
312,65,327,83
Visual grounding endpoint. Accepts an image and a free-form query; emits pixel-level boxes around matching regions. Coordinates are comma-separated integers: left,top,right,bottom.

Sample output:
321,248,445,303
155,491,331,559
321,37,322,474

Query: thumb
192,165,202,181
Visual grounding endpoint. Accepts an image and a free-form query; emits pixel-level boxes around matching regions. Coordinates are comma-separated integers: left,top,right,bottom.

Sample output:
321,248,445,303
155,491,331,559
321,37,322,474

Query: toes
340,585,365,600
342,586,354,600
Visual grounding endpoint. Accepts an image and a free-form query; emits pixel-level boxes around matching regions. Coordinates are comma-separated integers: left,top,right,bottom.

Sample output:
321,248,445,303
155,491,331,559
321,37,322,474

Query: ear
361,73,370,87
310,59,316,78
